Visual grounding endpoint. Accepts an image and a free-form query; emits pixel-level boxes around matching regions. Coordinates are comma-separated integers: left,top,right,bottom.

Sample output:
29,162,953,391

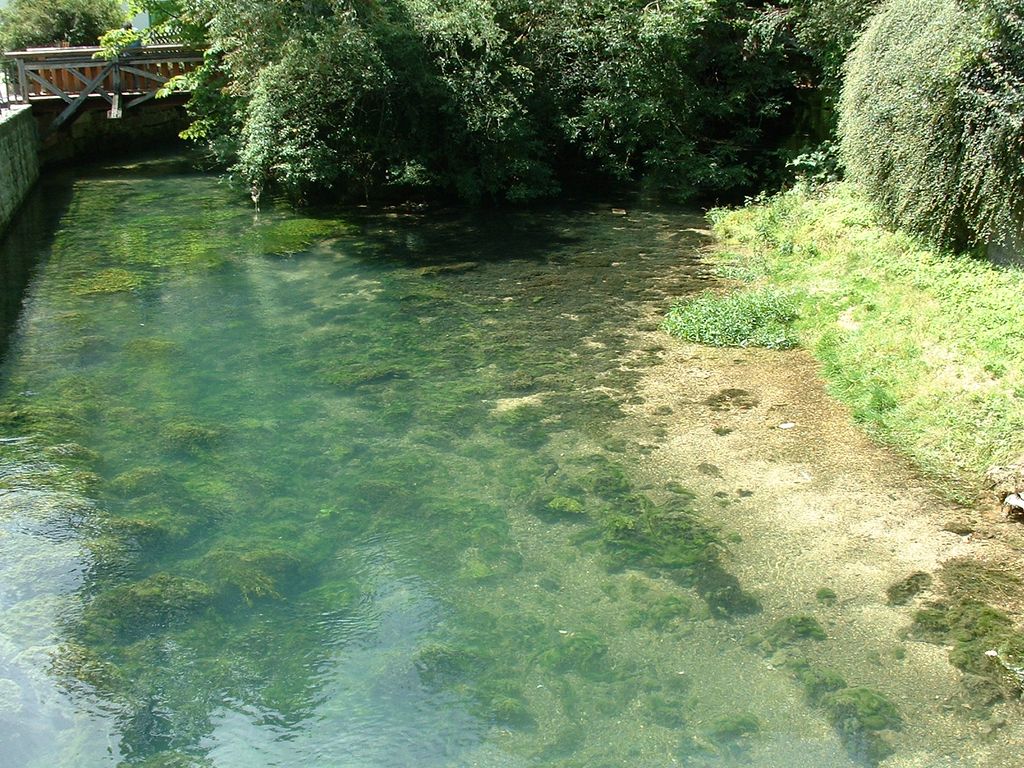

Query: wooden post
108,62,122,119
16,59,28,102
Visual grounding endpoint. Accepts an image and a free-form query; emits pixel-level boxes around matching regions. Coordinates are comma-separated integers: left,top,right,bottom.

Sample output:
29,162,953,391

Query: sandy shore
609,301,1024,764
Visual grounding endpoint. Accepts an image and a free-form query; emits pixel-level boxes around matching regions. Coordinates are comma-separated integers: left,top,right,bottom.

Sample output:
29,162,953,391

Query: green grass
664,289,799,350
698,181,1024,496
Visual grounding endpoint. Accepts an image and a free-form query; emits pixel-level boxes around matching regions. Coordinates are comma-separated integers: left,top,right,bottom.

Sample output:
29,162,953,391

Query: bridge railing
2,44,203,128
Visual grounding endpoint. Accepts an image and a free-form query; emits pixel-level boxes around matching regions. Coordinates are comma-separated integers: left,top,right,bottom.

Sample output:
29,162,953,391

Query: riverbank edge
692,181,1024,508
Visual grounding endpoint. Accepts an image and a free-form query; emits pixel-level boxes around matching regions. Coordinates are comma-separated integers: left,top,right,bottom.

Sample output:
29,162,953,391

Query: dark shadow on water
0,175,75,367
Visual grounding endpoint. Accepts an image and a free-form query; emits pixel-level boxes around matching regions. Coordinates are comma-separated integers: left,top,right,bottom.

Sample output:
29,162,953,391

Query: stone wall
0,107,40,236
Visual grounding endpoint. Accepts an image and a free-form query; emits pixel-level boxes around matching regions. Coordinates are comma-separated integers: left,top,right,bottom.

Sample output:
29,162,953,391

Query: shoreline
616,275,1024,762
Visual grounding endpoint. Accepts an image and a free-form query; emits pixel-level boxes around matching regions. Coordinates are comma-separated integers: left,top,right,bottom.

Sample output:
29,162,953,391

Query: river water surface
0,158,1015,767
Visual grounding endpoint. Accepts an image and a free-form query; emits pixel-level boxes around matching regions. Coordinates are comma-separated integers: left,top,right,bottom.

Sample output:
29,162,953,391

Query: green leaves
664,288,800,350
167,0,814,204
0,0,123,51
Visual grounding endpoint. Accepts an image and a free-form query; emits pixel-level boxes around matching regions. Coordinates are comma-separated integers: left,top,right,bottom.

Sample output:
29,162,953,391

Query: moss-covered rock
821,687,901,766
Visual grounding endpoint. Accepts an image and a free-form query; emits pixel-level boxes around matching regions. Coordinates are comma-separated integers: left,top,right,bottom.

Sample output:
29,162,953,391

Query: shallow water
0,158,1004,767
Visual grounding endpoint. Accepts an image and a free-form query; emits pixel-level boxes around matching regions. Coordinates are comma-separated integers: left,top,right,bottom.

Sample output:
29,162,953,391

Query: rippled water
0,157,1006,768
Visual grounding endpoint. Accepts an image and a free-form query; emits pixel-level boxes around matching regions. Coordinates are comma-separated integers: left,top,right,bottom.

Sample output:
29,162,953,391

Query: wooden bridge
2,44,202,131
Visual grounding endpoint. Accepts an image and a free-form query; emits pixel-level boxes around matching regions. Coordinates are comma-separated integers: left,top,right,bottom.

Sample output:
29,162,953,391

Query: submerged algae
82,573,216,642
913,599,1024,699
0,170,881,767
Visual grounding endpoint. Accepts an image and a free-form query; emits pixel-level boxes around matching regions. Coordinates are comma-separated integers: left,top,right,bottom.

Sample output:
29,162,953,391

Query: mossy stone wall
0,106,39,237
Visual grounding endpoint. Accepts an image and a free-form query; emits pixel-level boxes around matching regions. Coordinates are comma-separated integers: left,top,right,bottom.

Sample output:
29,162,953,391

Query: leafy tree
840,0,1024,251
0,0,123,51
137,0,821,204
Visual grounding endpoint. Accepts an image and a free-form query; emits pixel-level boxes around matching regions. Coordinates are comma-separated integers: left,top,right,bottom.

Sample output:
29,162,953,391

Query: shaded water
0,158,996,767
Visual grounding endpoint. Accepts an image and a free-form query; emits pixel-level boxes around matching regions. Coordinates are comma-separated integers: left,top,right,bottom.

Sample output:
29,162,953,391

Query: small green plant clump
815,587,838,605
664,289,799,350
753,614,827,654
706,712,761,746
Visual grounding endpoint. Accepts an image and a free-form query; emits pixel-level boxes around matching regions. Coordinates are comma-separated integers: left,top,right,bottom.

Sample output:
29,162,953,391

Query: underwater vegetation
72,268,144,295
0,168,935,767
913,599,1024,700
81,573,216,644
821,687,902,766
885,572,932,605
746,614,902,767
750,614,827,654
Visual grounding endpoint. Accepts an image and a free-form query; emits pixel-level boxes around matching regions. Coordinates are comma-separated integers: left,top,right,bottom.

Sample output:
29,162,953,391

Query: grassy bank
669,182,1024,499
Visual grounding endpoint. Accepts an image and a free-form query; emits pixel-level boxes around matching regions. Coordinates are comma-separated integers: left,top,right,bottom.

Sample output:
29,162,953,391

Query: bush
0,0,122,51
839,0,1024,251
664,289,799,350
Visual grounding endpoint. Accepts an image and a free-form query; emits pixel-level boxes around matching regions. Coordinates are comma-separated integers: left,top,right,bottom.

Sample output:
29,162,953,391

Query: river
0,156,1018,767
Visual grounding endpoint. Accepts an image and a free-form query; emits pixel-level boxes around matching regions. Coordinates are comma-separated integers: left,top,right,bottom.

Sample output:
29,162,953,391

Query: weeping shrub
839,0,1024,252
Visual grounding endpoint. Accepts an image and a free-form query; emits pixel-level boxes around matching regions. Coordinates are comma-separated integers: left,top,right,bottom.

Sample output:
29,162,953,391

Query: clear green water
0,158,979,767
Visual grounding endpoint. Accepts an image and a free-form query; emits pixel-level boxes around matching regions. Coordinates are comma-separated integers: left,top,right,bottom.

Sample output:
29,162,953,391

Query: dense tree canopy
0,0,123,51
145,0,830,204
840,0,1024,251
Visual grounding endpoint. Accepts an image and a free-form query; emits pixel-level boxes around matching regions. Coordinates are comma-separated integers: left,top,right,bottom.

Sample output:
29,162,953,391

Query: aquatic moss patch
706,712,760,745
664,289,799,350
72,268,144,295
886,572,933,605
822,687,902,766
912,599,1024,699
600,496,760,617
540,631,612,681
251,216,356,256
788,660,848,704
751,614,827,654
940,557,1022,603
160,422,222,453
83,573,215,642
816,587,838,605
